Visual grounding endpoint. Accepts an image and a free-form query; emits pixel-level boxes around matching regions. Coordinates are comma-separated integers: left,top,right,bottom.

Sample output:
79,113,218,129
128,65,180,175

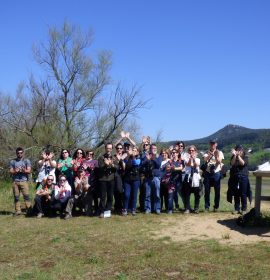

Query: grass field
1,177,270,280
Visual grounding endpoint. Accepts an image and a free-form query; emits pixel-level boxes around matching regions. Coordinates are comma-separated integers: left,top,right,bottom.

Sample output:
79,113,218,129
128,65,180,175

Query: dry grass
1,179,270,279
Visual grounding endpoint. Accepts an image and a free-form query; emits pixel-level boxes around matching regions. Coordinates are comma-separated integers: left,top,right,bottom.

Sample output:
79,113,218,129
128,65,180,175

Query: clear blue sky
1,0,269,141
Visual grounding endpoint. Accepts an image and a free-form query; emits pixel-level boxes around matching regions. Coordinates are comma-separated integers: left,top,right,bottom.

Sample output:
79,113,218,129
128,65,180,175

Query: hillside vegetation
164,124,270,170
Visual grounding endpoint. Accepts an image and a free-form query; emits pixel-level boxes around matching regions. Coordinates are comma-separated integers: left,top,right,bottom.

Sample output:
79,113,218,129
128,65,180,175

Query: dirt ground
154,212,270,245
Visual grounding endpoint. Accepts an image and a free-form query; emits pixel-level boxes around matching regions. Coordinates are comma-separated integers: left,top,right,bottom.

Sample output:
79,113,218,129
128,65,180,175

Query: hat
235,144,243,151
209,138,218,143
123,142,131,146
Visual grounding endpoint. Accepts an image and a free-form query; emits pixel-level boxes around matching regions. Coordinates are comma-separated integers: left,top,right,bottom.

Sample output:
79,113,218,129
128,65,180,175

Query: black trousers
182,181,201,210
114,173,123,212
99,180,114,213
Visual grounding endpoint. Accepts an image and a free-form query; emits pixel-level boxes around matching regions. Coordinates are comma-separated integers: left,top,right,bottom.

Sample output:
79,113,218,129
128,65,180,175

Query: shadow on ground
217,215,270,237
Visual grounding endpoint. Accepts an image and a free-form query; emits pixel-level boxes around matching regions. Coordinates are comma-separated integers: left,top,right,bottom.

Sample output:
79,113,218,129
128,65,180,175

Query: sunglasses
59,179,66,182
77,151,83,154
116,147,123,150
62,151,68,154
47,178,53,181
189,150,195,152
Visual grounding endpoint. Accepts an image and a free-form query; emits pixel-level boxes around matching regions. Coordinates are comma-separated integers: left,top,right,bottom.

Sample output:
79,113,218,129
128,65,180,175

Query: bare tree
32,21,146,148
0,21,147,154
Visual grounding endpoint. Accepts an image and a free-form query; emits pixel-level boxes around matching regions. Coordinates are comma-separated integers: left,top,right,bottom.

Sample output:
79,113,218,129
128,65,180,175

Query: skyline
1,0,270,141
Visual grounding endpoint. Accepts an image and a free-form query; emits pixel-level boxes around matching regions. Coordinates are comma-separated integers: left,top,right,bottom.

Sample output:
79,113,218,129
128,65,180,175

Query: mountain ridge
165,124,270,149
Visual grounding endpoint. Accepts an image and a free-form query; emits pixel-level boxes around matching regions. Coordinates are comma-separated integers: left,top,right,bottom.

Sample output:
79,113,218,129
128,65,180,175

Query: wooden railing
253,171,270,217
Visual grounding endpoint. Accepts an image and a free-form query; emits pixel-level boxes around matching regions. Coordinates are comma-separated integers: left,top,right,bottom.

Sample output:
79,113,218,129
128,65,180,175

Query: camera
130,166,139,176
140,162,154,178
209,164,216,174
103,153,112,160
104,166,112,176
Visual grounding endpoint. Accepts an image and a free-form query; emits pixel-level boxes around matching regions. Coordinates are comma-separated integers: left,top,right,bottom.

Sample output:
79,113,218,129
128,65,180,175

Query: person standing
9,147,32,216
202,139,224,212
173,141,188,210
98,142,117,218
36,149,57,186
141,144,162,214
113,143,125,214
228,145,251,214
57,149,73,186
182,145,201,214
122,146,141,215
83,150,99,215
72,148,86,178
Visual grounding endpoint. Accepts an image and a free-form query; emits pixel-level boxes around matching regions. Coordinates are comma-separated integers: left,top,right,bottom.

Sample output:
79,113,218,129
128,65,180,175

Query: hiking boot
37,212,44,219
64,213,72,220
26,207,33,217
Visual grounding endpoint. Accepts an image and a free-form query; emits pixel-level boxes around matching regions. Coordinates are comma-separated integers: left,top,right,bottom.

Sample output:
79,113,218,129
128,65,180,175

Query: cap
123,142,131,146
209,138,218,143
235,144,243,151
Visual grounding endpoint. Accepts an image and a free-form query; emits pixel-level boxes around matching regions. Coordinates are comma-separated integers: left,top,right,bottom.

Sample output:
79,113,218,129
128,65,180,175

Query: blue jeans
204,171,221,209
232,175,249,211
168,192,174,211
144,177,161,212
123,180,140,211
173,180,183,208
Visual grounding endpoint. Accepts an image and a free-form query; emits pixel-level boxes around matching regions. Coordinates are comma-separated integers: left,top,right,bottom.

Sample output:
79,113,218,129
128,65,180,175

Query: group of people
9,133,252,219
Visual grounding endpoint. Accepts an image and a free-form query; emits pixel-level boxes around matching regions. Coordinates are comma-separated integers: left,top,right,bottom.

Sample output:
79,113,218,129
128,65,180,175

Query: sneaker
205,208,209,212
99,213,104,218
37,212,44,219
132,210,136,216
167,210,173,214
156,210,161,215
104,210,111,218
194,209,199,214
122,209,128,216
184,209,190,214
64,213,72,220
145,210,151,214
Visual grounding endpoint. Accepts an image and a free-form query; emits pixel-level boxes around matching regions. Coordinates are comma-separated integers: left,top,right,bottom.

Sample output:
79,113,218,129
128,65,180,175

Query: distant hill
165,124,270,150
